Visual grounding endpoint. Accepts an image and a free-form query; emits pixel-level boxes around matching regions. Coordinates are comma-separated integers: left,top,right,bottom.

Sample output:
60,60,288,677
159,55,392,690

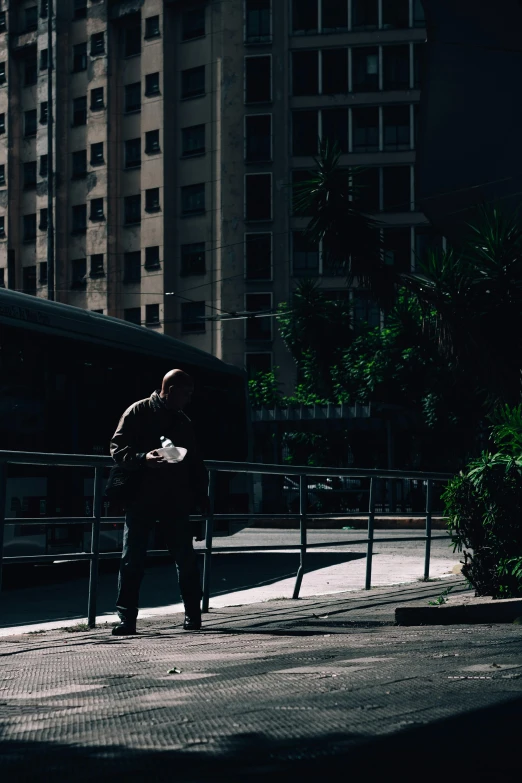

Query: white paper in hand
157,446,187,463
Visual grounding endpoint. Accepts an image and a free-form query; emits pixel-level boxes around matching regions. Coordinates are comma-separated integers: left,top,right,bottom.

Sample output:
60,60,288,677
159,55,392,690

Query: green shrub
443,452,522,598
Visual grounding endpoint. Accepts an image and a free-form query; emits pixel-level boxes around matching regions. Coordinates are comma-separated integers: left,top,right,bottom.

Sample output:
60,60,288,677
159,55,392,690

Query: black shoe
112,622,137,636
183,614,201,631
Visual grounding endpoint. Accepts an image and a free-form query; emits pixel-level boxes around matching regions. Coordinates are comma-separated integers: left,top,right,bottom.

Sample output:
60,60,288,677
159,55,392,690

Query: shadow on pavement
0,552,364,629
1,695,520,782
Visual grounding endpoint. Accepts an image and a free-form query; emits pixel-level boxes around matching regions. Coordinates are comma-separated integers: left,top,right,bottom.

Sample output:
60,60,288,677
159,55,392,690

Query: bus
0,288,250,559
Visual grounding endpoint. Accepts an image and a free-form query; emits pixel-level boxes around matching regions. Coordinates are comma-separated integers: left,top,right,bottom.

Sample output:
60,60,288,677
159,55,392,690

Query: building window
383,105,411,151
40,1,48,19
90,254,104,277
72,96,87,126
23,162,37,190
245,0,271,43
73,0,87,20
91,32,104,56
182,8,205,40
39,261,47,283
0,114,5,133
145,129,160,154
383,45,410,90
0,11,6,33
245,293,272,340
182,124,205,157
352,0,378,30
0,216,5,237
72,149,87,178
71,258,87,288
124,138,141,169
245,115,271,162
90,142,104,165
40,154,48,177
415,226,443,266
23,266,37,296
24,53,37,86
145,188,160,212
353,290,380,329
90,87,104,110
414,0,426,27
245,173,271,221
245,353,272,379
352,47,379,91
383,227,412,272
23,214,37,242
292,232,319,276
40,101,48,124
322,108,348,153
292,0,318,34
25,6,38,32
0,268,4,287
181,302,205,333
24,110,37,137
124,251,141,283
90,198,104,221
245,233,271,280
145,72,160,96
292,51,318,97
322,49,348,95
124,82,141,113
0,62,5,84
181,243,206,276
292,110,318,156
124,308,141,325
145,15,160,39
181,184,205,216
382,0,410,30
40,49,48,70
145,304,160,327
124,194,141,225
39,208,48,230
351,167,380,211
73,42,87,72
245,56,271,102
322,0,348,31
414,43,425,89
181,65,205,99
145,246,160,269
352,106,379,152
72,205,87,234
382,166,411,212
124,16,141,57
0,165,5,186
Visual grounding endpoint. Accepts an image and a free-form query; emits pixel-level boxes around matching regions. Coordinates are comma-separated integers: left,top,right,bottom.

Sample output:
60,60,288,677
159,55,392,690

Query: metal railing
0,450,453,628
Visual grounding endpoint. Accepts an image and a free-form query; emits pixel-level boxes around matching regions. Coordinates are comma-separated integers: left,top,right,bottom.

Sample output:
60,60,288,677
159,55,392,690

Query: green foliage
282,432,332,467
248,368,281,408
443,440,522,598
488,403,522,456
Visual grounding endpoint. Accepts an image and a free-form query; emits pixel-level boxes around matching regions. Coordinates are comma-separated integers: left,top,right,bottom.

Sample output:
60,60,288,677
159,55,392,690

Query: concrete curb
396,596,522,626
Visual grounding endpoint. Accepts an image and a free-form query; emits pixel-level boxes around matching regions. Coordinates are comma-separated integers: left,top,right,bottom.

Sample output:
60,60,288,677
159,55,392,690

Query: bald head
160,369,194,410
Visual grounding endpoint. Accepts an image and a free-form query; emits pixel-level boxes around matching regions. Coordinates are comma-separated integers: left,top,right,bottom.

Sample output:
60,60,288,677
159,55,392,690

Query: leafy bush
443,407,522,598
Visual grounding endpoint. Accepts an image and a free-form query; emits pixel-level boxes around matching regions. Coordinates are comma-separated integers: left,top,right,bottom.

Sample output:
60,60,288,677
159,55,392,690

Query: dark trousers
116,503,201,624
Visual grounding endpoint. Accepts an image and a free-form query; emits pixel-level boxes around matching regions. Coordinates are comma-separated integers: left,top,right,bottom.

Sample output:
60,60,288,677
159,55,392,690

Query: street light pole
46,0,54,302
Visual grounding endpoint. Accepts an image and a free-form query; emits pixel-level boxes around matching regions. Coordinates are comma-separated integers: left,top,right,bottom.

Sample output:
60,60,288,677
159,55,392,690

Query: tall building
0,1,433,392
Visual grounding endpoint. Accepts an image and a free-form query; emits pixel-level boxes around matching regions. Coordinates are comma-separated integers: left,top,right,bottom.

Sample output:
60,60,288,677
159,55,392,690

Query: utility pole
46,0,54,301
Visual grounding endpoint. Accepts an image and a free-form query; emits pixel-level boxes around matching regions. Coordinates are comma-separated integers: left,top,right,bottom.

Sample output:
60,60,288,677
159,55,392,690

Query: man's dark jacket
110,390,208,513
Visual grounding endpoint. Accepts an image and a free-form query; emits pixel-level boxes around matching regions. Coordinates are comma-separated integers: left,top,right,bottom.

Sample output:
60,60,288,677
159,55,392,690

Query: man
110,369,209,636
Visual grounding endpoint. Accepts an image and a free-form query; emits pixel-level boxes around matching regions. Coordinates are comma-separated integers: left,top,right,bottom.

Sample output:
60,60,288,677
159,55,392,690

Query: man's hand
145,449,165,468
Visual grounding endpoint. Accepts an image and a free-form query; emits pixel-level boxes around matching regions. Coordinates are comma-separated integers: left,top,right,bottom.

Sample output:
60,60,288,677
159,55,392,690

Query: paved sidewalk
1,575,521,782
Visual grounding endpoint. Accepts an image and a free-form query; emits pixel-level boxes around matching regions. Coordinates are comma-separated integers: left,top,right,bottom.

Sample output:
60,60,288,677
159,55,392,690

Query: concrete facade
0,1,434,392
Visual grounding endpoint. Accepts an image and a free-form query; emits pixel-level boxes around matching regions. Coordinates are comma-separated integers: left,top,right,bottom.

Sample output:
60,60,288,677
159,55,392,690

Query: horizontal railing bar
0,451,453,480
3,553,94,564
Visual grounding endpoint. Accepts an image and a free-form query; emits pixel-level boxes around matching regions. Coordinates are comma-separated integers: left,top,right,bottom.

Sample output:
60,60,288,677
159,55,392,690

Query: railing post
0,462,7,593
365,477,376,590
423,479,433,581
87,467,103,628
202,469,216,613
292,473,307,599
